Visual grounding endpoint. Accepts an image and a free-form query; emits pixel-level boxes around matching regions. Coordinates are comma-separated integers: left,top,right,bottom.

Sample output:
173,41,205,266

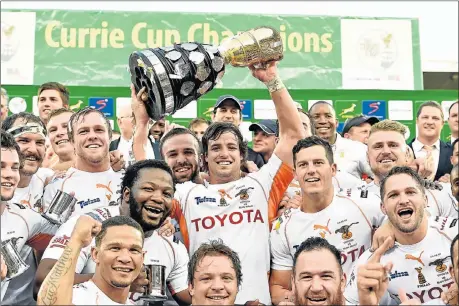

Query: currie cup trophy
128,26,283,120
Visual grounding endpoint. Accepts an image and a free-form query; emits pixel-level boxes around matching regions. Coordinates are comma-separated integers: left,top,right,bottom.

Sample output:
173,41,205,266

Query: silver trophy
42,190,77,225
1,239,30,281
139,265,168,302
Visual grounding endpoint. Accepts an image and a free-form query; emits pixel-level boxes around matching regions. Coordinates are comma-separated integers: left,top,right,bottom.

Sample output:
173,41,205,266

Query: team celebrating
0,61,458,305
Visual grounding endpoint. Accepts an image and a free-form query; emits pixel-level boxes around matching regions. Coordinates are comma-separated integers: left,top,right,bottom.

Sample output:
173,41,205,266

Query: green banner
1,10,422,90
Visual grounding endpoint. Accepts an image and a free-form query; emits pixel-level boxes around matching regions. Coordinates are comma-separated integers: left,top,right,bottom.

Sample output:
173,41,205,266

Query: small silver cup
1,239,30,281
42,190,77,225
139,265,168,302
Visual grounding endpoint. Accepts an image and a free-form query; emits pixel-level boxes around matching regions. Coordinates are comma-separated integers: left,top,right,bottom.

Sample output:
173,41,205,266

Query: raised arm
250,62,305,168
130,85,153,162
37,216,101,306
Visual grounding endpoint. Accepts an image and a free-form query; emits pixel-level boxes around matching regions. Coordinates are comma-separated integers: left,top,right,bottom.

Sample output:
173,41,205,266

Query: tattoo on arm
38,246,73,305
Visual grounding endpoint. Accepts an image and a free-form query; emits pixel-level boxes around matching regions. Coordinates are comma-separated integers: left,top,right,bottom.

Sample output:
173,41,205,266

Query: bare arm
37,239,81,305
269,269,293,305
250,62,305,168
34,258,93,299
173,289,193,305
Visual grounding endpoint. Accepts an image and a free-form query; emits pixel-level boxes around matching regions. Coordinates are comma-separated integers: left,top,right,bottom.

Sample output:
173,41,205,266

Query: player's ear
122,187,131,204
188,283,195,297
91,246,100,264
340,271,347,292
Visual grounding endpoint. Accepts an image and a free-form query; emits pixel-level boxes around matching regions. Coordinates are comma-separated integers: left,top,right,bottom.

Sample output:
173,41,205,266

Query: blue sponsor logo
195,196,217,205
362,100,386,120
88,97,114,117
78,198,101,209
388,270,409,280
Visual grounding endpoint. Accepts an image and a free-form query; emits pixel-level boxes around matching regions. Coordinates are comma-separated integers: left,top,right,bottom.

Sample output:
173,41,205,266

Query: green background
3,85,456,142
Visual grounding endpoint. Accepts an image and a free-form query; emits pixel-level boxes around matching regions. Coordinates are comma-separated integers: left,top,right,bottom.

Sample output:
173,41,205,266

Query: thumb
398,288,408,303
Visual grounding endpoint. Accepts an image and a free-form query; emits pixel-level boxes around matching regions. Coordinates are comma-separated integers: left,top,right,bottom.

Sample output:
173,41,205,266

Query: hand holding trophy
128,26,283,120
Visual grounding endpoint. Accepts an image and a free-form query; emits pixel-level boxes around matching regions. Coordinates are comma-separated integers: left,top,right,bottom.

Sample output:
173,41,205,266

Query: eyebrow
142,181,173,191
105,242,142,249
299,270,336,276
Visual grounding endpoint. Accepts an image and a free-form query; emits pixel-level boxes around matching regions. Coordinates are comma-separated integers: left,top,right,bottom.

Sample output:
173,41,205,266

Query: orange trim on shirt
267,163,294,229
171,199,190,251
60,170,76,190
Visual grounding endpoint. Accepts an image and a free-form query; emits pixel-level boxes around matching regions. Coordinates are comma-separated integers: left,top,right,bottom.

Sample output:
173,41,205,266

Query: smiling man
187,239,242,305
345,166,458,305
36,160,191,305
249,119,278,163
448,101,458,144
37,215,145,305
42,107,123,217
46,108,75,171
37,82,70,125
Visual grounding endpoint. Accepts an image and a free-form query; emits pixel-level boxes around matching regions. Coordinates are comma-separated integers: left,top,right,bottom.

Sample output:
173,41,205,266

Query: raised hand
110,150,125,172
357,236,394,306
130,266,149,293
130,84,150,126
249,61,278,83
71,215,102,248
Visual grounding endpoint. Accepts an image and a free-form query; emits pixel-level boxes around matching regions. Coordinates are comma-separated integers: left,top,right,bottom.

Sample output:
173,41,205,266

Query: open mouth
56,139,69,145
174,166,191,174
217,161,232,166
305,178,320,183
85,144,101,149
307,297,327,304
113,267,134,273
144,206,164,217
25,156,39,162
1,182,14,188
379,159,395,164
397,208,413,219
206,296,228,302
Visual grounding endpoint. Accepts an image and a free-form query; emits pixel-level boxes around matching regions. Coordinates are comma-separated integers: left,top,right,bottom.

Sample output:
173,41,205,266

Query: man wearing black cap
342,115,379,145
249,119,278,163
212,94,265,170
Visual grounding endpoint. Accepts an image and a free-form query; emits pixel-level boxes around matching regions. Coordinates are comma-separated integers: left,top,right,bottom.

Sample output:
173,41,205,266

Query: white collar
412,138,441,152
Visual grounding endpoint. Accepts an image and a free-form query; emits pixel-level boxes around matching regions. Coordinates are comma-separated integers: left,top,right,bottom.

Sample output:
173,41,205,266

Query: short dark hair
1,112,47,135
448,101,458,116
416,101,444,120
188,239,243,287
201,122,248,166
67,107,112,142
1,130,22,168
293,237,342,276
95,215,144,247
308,101,336,118
38,82,70,106
380,166,425,199
122,159,174,195
159,127,201,158
298,108,315,136
189,118,210,129
292,136,334,166
451,234,459,268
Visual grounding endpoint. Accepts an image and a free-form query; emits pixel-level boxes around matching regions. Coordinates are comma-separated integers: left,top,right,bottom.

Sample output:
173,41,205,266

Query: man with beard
37,215,144,305
42,107,123,217
366,120,457,218
345,166,458,305
269,136,385,305
0,130,57,304
36,160,191,305
1,112,54,212
279,237,346,306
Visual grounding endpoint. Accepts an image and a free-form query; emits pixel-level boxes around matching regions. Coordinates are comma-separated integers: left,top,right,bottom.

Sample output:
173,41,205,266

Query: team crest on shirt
50,235,71,249
429,256,450,273
235,187,254,201
335,222,359,240
414,267,428,286
217,189,232,207
313,219,332,238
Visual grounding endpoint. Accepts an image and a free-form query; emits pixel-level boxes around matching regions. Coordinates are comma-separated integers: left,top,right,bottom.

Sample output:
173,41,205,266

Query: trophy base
5,265,30,282
139,295,168,303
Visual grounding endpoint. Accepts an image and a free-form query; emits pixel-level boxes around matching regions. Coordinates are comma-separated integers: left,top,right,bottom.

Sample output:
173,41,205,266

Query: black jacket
109,137,162,160
408,139,453,181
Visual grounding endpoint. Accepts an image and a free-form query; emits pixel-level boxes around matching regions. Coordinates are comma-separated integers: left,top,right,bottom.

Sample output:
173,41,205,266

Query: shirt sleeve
167,241,189,295
357,191,386,228
270,216,293,271
438,190,458,218
25,208,58,251
42,216,78,260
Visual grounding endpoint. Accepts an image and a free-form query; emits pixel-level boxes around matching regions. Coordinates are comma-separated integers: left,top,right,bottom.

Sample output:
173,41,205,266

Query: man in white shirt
42,107,123,217
187,239,242,305
366,120,457,218
110,102,135,168
0,130,57,303
409,101,453,181
36,159,191,305
448,101,458,144
46,108,75,171
37,215,144,305
269,136,385,305
308,101,373,179
345,166,458,305
129,61,305,305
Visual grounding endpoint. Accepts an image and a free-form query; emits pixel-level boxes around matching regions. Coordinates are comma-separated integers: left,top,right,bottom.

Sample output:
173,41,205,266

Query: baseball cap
249,119,278,135
214,95,242,110
342,115,380,135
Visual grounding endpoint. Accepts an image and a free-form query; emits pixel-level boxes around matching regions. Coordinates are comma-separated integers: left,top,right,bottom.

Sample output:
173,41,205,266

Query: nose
210,277,225,290
381,143,392,154
398,192,410,204
149,189,164,203
309,276,324,292
116,249,133,263
306,164,317,175
218,147,230,158
1,167,15,179
176,152,187,164
24,142,39,155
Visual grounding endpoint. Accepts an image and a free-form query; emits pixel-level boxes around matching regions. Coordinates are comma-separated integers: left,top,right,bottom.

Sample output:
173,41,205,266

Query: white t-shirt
270,188,385,279
0,202,57,301
286,171,362,198
365,181,458,218
333,134,373,179
172,154,293,305
42,167,123,217
73,280,134,305
117,137,134,168
344,216,458,305
11,167,54,212
42,206,190,303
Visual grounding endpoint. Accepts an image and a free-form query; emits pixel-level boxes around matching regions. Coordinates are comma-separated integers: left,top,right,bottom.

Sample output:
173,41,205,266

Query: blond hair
370,120,407,136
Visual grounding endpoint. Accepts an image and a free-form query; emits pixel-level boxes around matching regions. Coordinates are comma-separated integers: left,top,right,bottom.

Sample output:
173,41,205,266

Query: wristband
264,75,285,93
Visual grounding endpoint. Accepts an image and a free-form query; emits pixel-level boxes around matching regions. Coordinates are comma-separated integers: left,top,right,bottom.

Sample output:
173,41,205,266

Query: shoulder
36,167,55,180
47,168,77,185
271,208,296,234
337,187,379,203
430,215,458,239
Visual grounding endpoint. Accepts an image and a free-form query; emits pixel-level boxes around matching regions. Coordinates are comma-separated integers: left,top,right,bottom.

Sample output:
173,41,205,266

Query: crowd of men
0,61,458,306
